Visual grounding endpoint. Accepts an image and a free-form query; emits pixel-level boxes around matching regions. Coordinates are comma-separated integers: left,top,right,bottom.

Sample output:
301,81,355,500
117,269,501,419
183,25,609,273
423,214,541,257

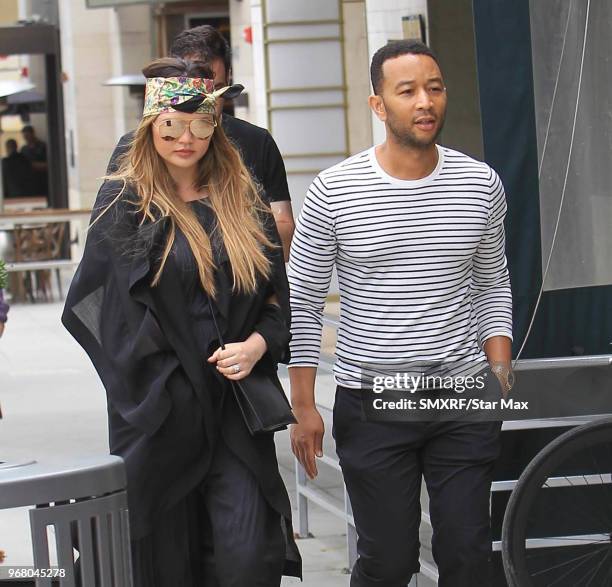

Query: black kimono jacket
62,180,301,578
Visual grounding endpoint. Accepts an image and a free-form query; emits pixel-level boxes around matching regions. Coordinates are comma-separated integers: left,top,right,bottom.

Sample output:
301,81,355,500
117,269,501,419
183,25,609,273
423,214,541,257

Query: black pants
333,387,501,587
131,439,286,587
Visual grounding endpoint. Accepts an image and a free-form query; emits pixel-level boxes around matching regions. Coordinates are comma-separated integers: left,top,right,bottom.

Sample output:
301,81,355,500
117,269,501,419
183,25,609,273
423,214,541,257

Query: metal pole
0,117,4,211
344,485,357,570
45,32,68,210
295,460,310,538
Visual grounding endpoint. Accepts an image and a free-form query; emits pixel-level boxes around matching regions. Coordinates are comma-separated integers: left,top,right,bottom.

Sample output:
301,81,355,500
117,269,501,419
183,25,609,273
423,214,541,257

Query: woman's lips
174,150,195,157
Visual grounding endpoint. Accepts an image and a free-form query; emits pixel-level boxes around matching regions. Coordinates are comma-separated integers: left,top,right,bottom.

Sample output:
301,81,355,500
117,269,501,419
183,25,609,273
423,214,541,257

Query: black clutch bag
208,298,296,435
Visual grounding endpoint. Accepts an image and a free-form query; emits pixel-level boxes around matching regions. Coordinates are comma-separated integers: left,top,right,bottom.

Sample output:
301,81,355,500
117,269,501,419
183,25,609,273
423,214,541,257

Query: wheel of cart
502,415,612,586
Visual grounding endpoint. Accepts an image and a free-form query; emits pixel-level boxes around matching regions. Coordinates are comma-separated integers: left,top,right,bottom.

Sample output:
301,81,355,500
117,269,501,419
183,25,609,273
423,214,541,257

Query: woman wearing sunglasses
62,58,301,586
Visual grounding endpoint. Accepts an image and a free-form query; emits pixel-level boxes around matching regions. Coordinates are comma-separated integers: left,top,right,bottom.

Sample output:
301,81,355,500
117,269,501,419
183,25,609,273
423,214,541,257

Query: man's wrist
292,397,316,408
292,403,317,415
289,365,318,410
290,390,317,412
490,362,515,393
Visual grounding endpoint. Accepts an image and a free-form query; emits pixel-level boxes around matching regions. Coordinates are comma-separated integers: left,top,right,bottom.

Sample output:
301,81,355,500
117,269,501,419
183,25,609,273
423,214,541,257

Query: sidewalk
0,301,350,586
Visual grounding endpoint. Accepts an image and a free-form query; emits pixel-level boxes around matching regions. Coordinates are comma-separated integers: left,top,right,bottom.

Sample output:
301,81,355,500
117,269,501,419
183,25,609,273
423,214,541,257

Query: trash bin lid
0,455,126,509
0,459,37,471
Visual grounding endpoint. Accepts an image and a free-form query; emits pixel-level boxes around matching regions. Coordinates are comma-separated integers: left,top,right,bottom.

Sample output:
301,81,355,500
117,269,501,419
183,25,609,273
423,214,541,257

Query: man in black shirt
106,26,294,260
2,139,35,198
20,126,48,197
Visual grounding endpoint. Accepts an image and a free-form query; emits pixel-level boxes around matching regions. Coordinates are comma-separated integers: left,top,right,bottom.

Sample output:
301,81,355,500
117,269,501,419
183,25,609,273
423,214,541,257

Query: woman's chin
164,155,201,170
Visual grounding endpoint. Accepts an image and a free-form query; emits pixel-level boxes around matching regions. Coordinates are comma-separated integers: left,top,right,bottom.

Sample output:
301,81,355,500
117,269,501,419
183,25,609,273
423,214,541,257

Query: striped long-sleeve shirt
287,145,513,388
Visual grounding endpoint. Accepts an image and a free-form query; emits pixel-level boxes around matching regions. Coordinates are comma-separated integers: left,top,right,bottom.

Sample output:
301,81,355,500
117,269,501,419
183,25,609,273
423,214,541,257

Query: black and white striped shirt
287,145,513,388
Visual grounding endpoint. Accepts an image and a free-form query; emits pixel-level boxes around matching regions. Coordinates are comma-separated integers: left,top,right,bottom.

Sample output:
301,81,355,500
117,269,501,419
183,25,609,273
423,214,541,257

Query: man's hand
289,366,321,478
291,405,325,479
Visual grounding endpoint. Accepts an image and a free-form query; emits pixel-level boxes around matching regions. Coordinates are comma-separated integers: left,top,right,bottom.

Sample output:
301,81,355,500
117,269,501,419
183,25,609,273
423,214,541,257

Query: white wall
230,0,255,123
59,1,151,210
365,0,428,145
249,0,268,129
110,5,151,138
342,0,372,154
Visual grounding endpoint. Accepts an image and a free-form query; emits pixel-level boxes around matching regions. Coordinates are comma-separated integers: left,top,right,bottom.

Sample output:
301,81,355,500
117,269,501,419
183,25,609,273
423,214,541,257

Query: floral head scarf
143,76,243,117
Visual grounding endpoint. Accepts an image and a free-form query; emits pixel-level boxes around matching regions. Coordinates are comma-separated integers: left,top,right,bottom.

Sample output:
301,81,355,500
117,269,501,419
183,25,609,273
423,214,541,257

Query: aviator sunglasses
154,117,217,140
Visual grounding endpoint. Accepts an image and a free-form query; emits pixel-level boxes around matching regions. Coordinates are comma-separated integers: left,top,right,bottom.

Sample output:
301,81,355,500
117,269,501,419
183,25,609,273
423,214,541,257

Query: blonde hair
102,116,276,297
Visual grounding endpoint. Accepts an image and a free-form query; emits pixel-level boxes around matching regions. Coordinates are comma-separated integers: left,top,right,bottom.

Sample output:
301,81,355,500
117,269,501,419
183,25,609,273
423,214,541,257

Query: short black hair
22,125,34,134
6,138,17,150
370,40,440,95
141,57,213,81
169,25,231,77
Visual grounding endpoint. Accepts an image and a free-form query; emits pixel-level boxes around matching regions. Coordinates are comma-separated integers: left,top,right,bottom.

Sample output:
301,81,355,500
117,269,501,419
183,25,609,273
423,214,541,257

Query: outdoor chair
0,456,133,587
12,222,66,302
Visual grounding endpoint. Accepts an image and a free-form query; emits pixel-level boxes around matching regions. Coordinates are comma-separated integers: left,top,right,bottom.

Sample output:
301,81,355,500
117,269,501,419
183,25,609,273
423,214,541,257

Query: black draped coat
61,181,301,578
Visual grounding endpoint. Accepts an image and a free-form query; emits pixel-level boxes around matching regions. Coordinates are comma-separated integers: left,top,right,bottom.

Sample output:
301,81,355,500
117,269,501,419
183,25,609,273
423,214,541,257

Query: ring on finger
232,364,241,374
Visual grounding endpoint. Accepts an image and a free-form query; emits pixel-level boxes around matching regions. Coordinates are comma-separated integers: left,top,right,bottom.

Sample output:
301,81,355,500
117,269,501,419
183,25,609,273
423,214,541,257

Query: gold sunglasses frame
154,117,218,140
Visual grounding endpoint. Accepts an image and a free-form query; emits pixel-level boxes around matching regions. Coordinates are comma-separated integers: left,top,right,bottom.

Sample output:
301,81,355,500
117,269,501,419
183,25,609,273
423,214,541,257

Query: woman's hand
207,332,267,380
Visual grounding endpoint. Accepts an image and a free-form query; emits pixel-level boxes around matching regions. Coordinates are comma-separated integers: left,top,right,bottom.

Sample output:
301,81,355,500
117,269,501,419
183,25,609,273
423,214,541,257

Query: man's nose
414,87,433,110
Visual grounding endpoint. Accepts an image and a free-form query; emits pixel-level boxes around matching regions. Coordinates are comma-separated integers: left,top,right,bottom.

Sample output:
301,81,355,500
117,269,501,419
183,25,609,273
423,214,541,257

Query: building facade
5,0,460,213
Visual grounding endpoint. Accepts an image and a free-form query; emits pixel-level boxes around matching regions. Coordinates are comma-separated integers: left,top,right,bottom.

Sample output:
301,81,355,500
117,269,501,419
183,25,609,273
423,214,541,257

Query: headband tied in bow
143,76,244,117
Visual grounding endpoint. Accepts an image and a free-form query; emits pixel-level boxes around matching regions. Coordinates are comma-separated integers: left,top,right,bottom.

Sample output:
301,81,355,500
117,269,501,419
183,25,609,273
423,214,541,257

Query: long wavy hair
101,57,275,297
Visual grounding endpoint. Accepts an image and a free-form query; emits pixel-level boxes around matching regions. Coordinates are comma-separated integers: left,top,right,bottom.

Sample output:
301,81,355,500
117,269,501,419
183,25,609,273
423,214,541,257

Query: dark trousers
131,439,286,586
333,387,501,587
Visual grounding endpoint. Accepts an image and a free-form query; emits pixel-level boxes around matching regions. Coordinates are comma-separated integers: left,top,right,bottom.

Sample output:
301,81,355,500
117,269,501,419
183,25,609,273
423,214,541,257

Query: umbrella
0,80,35,99
104,74,145,87
7,89,45,105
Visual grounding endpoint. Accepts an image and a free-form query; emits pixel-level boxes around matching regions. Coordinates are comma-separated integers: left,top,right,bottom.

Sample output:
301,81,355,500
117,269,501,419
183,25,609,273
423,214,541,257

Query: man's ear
368,94,386,122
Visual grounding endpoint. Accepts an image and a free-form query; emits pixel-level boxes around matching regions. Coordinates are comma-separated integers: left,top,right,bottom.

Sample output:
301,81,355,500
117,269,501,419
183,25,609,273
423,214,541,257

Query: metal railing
293,312,354,565
1,208,90,276
6,259,80,272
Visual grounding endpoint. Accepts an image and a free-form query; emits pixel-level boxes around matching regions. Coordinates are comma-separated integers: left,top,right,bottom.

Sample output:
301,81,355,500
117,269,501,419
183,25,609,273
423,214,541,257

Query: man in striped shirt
288,40,513,586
